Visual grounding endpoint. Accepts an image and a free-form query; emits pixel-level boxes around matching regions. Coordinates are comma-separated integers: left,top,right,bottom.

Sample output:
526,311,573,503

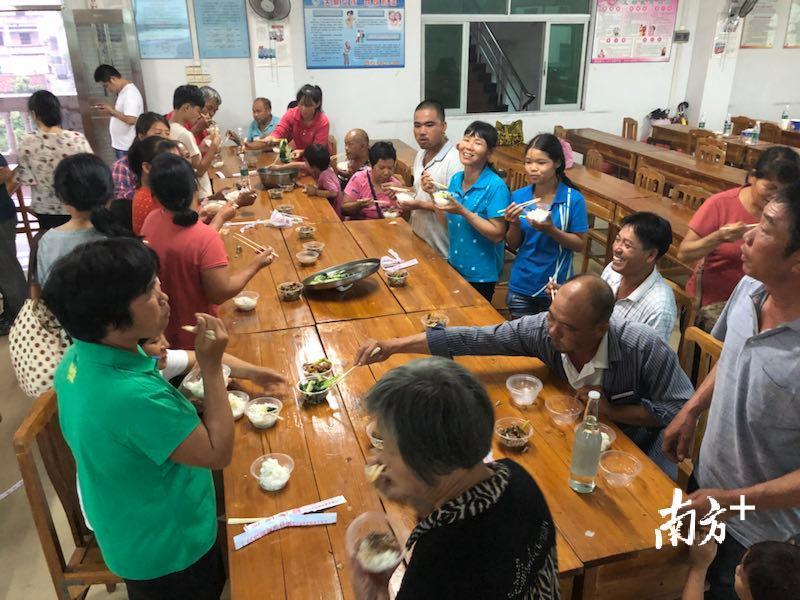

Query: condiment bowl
494,417,532,450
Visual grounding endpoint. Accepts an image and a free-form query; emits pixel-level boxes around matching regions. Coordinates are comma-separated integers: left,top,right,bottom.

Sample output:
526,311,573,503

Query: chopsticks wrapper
381,249,419,274
268,209,301,228
232,495,347,550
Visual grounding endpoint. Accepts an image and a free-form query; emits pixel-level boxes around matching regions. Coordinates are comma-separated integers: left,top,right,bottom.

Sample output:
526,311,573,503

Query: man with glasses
355,274,692,470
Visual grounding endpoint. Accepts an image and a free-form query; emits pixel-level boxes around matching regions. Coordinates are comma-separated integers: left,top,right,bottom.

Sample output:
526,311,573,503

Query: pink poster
591,0,679,64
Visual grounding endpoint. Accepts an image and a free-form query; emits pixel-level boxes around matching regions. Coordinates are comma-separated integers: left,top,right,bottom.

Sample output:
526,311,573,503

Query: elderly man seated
333,128,370,187
355,274,692,471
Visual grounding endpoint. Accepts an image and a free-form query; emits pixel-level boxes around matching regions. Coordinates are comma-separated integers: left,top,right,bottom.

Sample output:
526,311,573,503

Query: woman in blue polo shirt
504,134,588,318
437,121,510,301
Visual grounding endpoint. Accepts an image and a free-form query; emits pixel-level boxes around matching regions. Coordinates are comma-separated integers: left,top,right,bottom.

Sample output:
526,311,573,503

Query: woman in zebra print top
351,357,560,600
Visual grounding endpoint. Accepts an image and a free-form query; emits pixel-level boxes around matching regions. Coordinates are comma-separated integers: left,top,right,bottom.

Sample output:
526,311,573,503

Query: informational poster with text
303,0,405,70
591,0,678,64
740,0,779,48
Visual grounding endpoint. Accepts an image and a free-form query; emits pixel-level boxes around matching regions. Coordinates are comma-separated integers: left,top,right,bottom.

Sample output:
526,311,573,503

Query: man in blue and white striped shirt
356,274,692,470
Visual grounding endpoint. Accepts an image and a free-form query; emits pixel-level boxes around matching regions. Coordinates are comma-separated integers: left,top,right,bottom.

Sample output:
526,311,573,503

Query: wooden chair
622,117,638,140
676,327,723,490
759,121,781,143
14,390,121,599
670,184,713,210
634,166,666,196
665,279,696,351
584,148,604,171
328,134,337,157
8,172,38,245
695,143,726,165
553,125,566,140
731,116,755,135
393,159,413,187
688,128,715,154
506,166,528,192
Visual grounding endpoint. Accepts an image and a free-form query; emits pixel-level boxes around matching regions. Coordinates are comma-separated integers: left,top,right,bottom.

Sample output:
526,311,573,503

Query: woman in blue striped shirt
504,134,588,318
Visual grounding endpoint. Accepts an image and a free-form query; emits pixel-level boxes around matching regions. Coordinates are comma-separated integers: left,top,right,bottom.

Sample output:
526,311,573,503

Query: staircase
467,44,508,113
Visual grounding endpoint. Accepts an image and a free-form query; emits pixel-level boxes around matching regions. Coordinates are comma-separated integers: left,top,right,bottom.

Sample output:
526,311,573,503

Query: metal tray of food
301,259,381,292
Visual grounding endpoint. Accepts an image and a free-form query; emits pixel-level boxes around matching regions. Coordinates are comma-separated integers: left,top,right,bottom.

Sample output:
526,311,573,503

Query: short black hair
464,120,498,150
752,145,800,184
287,100,299,109
42,238,160,343
128,136,179,179
135,112,169,138
772,181,800,256
365,357,494,485
742,541,800,600
619,211,673,259
304,143,331,172
28,90,62,127
368,141,396,165
414,99,446,122
149,152,198,227
296,84,323,111
54,153,113,211
254,97,272,110
172,84,205,110
93,64,121,83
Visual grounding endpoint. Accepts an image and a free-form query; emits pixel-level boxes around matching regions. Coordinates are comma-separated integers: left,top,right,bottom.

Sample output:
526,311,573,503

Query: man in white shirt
600,211,677,342
93,64,143,158
169,85,219,200
400,100,462,258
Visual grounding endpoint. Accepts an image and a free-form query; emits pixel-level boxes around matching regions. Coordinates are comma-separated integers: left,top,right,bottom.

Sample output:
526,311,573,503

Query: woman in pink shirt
262,85,330,159
141,153,275,349
677,146,800,311
342,141,402,220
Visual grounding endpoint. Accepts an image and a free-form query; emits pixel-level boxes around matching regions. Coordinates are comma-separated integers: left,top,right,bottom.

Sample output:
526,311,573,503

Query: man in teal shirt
44,238,232,599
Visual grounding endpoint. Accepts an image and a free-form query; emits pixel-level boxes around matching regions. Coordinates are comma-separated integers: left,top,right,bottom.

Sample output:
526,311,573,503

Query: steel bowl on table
258,166,299,189
302,259,381,293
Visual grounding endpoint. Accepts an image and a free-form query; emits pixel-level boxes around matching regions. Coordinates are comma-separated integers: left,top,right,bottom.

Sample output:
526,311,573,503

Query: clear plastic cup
600,451,642,487
250,453,294,491
233,290,259,311
505,374,543,407
346,512,403,574
494,417,533,450
544,395,583,426
245,397,283,429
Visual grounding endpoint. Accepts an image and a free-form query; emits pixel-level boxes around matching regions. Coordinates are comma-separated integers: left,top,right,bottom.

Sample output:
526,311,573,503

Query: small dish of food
212,160,224,169
296,225,316,240
346,512,403,574
250,453,294,491
277,281,304,302
366,421,384,450
302,358,333,379
433,191,455,208
296,251,320,266
297,374,335,406
245,397,283,429
494,417,533,451
277,204,294,214
228,390,249,420
233,291,259,311
180,364,232,400
280,183,295,193
302,241,325,255
395,191,415,206
573,422,617,451
268,189,283,200
386,270,408,288
203,200,227,216
420,312,449,329
382,208,401,219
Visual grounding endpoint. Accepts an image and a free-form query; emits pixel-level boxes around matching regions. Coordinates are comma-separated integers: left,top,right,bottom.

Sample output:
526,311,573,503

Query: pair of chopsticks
326,348,380,386
497,197,540,216
548,277,557,301
232,233,278,259
386,185,414,193
181,324,217,341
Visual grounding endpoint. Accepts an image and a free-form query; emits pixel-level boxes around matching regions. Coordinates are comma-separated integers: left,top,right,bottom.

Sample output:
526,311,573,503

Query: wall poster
134,0,193,59
784,0,800,48
194,0,250,58
591,0,679,64
303,0,405,70
740,0,778,49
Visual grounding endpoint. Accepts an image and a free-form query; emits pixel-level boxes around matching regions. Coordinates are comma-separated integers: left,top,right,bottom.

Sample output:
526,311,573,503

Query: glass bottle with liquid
238,152,250,190
722,114,732,137
568,391,603,493
781,105,791,130
752,121,761,144
698,114,706,129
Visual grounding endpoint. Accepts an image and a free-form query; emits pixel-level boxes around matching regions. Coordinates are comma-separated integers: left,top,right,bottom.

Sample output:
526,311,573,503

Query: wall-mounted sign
194,0,250,59
591,0,679,64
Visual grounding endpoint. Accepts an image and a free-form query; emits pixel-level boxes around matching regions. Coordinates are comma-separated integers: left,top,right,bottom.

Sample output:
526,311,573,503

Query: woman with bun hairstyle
141,153,276,349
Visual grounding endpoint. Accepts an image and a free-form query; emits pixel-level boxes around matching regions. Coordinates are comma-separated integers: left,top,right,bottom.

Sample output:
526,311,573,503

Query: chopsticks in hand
232,233,279,260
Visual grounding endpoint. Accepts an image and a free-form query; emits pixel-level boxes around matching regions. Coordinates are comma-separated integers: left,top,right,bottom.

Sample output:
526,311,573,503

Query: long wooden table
566,128,747,193
220,214,690,599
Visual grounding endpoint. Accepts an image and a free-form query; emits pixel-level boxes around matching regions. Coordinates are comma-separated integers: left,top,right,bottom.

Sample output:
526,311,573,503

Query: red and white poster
591,0,679,64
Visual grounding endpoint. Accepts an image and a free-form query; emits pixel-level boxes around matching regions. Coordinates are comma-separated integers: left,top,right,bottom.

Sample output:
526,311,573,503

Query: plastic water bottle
782,105,791,130
238,152,250,190
752,121,761,144
723,114,732,137
698,114,706,129
568,391,603,493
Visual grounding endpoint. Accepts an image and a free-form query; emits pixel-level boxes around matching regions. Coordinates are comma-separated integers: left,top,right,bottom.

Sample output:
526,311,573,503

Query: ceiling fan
248,0,291,20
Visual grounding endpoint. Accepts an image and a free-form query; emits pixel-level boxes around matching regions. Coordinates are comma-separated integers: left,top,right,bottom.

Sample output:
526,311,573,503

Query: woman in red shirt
677,146,800,311
141,153,275,349
262,84,330,160
129,136,181,234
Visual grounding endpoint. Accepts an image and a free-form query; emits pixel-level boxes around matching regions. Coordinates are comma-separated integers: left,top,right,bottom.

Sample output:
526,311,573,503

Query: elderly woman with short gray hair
352,357,559,600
